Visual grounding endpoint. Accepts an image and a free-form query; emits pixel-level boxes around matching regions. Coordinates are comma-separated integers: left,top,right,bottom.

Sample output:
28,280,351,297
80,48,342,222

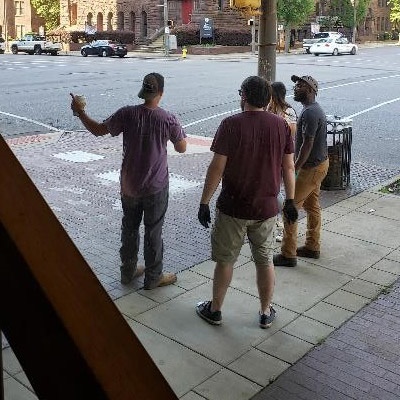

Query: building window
97,13,103,32
15,24,25,37
107,13,113,31
141,11,147,37
129,12,135,31
15,1,24,16
87,13,93,26
117,12,124,30
70,3,77,25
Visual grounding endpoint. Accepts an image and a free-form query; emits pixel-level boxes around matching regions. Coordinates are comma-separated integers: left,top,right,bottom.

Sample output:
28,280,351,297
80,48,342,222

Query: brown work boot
273,253,297,267
296,246,320,259
120,265,145,285
144,272,177,290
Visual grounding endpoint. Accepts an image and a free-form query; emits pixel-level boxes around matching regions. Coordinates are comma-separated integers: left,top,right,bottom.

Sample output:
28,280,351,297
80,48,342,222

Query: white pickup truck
10,34,62,56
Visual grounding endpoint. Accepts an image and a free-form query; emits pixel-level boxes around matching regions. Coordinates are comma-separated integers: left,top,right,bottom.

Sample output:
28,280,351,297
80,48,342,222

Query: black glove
198,204,211,228
282,199,298,224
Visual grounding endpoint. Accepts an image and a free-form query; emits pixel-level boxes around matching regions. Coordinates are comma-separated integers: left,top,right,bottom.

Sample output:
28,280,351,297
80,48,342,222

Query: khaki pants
281,159,329,258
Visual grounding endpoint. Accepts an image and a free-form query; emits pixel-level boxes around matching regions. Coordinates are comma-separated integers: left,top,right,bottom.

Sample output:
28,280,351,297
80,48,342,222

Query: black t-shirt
295,102,328,167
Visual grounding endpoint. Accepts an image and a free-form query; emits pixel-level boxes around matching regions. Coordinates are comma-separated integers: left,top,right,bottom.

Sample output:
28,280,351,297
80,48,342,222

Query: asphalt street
0,45,399,174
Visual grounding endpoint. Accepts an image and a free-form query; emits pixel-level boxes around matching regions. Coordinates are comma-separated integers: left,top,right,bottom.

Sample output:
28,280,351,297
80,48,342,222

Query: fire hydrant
181,46,187,59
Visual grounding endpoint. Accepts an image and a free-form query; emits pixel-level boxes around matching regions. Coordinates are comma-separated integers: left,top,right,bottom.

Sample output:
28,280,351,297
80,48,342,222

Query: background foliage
31,0,60,31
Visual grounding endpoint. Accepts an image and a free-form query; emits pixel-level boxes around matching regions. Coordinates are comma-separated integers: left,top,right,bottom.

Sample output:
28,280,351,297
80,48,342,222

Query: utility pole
351,0,357,43
163,0,170,57
250,17,256,55
257,0,277,82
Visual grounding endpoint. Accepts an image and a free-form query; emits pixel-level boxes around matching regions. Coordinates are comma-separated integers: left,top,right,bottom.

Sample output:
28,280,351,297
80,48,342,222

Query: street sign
200,17,213,39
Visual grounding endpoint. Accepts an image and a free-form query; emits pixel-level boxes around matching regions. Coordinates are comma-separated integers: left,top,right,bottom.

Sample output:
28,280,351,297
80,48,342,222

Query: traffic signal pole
257,0,277,82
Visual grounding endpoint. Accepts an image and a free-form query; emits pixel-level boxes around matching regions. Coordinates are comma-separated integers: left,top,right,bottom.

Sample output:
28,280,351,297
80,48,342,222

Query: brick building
58,0,247,43
0,0,45,40
56,0,392,43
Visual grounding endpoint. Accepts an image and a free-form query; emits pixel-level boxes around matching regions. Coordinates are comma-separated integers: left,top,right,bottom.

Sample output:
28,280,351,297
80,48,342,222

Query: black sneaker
273,253,297,267
196,301,222,325
259,306,276,329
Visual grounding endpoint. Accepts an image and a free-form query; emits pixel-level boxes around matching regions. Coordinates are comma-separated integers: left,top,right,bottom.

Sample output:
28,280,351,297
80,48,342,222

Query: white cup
73,95,86,116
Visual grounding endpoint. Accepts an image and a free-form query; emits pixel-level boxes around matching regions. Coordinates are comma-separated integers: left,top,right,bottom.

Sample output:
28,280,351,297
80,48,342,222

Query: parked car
10,34,62,55
80,40,127,58
309,37,358,56
303,31,343,53
0,37,6,54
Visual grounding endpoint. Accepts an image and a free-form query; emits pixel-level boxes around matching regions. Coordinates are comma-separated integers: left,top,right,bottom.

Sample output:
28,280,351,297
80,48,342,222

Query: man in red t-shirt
196,76,298,329
71,73,187,290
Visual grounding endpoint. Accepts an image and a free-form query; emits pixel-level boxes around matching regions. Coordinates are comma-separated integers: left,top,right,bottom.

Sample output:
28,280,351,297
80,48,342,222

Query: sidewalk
2,131,400,399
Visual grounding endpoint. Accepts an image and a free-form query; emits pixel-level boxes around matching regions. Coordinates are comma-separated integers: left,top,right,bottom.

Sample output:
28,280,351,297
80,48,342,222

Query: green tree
30,0,60,32
326,0,354,28
277,0,315,52
389,0,400,34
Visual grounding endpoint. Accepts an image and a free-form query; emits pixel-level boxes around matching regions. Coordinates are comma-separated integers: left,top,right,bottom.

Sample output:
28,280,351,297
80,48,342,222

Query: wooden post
0,334,3,400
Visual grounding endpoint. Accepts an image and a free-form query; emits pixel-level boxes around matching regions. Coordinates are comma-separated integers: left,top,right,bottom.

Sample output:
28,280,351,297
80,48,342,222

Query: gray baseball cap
291,75,318,95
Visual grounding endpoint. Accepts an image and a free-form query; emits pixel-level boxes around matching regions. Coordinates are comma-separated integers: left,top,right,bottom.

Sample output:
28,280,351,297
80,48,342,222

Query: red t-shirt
211,111,294,220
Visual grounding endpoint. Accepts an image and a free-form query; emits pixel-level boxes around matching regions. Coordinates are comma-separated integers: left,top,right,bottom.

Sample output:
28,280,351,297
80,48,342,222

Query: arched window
117,12,124,30
129,12,135,32
97,13,103,32
70,4,77,25
107,12,113,30
87,13,93,26
141,11,147,37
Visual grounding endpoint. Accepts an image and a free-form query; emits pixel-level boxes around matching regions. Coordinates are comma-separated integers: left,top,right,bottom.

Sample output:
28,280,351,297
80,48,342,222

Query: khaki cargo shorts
211,210,276,265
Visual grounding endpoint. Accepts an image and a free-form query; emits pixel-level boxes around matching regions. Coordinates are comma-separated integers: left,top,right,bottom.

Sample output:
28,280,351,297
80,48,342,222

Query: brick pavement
252,279,400,400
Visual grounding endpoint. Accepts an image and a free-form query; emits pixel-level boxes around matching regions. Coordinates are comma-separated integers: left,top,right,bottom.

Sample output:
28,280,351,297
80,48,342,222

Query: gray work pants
120,186,168,287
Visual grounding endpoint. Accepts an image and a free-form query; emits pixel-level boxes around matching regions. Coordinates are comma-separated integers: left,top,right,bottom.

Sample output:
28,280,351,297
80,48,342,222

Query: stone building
57,0,392,43
0,0,45,40
58,0,247,43
313,0,393,40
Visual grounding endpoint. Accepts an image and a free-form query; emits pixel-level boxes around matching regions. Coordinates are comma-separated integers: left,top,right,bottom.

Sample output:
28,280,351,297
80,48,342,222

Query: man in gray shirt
274,75,329,267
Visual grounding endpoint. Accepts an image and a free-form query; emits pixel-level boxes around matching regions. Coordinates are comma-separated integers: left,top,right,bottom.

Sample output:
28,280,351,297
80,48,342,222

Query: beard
240,98,245,111
294,91,307,103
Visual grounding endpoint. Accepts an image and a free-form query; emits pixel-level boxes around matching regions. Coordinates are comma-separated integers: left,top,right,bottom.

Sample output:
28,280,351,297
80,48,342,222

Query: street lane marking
0,110,61,131
346,97,400,119
184,73,400,128
2,73,400,132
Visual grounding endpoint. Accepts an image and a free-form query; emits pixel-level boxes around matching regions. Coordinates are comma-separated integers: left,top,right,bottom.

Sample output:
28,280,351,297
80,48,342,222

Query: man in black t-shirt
274,75,329,267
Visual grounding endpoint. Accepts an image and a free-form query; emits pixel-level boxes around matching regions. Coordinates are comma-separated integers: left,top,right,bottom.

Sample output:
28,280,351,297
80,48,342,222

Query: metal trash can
321,115,352,190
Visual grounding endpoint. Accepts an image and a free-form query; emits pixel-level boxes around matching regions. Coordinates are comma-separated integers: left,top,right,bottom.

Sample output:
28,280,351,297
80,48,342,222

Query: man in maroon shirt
196,76,297,328
71,72,187,289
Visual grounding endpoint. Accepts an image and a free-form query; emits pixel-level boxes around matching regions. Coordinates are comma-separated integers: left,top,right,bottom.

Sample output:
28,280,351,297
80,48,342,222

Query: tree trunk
284,25,291,53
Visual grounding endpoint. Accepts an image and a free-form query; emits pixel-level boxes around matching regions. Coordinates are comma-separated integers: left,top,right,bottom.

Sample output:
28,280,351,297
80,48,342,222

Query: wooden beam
0,135,177,399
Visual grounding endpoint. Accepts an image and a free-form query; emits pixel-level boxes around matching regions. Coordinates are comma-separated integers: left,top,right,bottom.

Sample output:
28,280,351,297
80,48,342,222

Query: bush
53,30,135,44
173,25,199,46
376,32,385,41
214,28,251,46
173,25,251,47
391,30,399,40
